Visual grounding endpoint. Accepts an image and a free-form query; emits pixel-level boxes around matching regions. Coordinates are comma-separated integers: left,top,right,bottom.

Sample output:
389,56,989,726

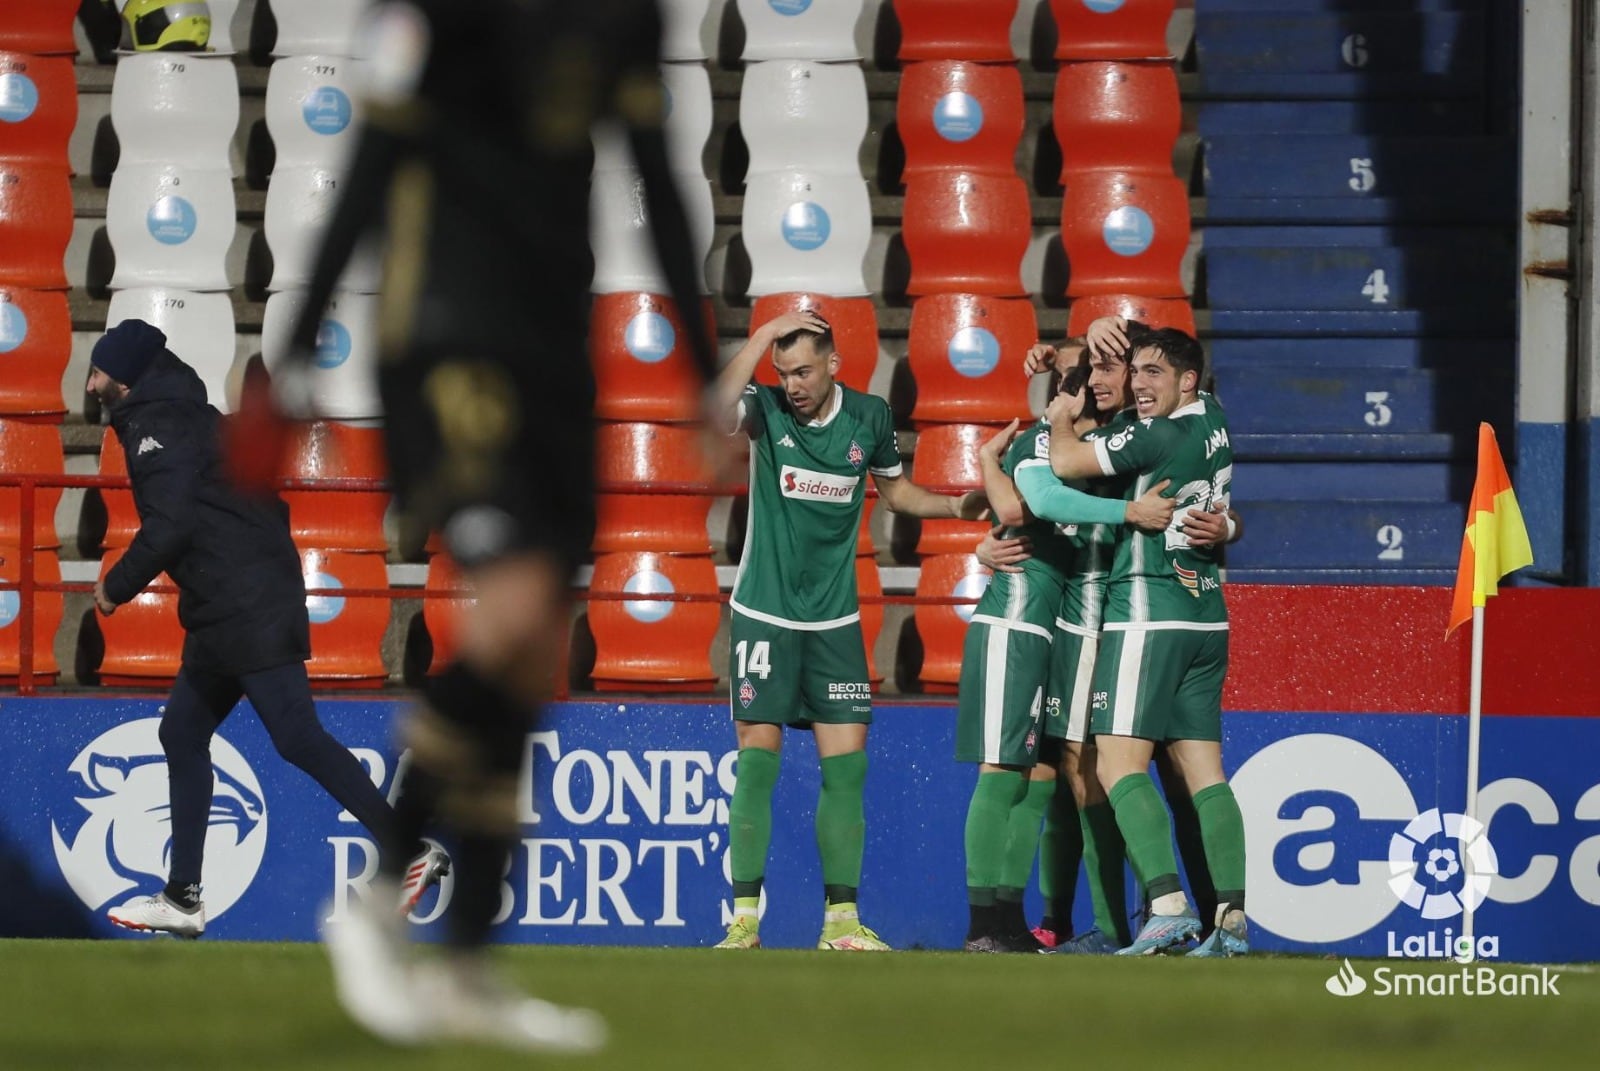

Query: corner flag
1447,423,1534,636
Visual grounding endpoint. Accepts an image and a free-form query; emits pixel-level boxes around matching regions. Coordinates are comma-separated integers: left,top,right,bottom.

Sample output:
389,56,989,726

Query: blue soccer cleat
1115,912,1201,956
1187,921,1250,958
1049,928,1122,955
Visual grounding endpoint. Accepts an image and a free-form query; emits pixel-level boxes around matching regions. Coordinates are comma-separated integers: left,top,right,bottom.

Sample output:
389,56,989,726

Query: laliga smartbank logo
1323,957,1561,999
1385,808,1500,962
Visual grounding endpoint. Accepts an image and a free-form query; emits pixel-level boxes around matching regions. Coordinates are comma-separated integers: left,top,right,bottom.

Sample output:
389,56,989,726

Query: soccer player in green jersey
958,359,1174,952
711,311,989,951
1045,326,1249,957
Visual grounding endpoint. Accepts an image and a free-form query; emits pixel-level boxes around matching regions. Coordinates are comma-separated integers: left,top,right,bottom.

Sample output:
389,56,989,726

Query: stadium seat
0,161,70,288
269,0,372,57
907,293,1035,427
742,169,872,297
259,289,382,421
588,551,720,692
903,170,1030,297
1054,61,1179,176
0,419,63,548
94,550,184,687
110,53,238,169
591,291,716,423
420,549,471,675
1060,169,1188,297
264,55,362,171
740,60,868,176
265,164,384,292
856,555,885,684
0,53,77,167
749,292,879,393
106,287,236,413
662,62,713,177
738,0,863,61
910,423,993,555
661,0,714,60
106,162,234,291
0,547,62,685
281,421,390,552
1066,293,1194,336
894,0,1017,62
1053,0,1174,61
896,61,1024,176
593,422,714,554
96,428,138,550
301,548,389,688
1201,135,1515,224
912,552,989,693
0,287,69,420
589,163,715,294
0,0,77,54
206,0,243,54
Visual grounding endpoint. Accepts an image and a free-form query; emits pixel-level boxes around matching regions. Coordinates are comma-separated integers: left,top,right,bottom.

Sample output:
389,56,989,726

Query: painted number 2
734,640,772,680
1377,524,1405,561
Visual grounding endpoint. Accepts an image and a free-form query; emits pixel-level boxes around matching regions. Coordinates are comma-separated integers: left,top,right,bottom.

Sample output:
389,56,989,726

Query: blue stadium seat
1220,501,1463,572
1194,10,1485,99
1202,135,1514,223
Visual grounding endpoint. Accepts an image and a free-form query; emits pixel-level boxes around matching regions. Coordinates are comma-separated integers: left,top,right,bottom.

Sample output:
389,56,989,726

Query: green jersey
1086,394,1233,627
1059,409,1136,631
730,382,901,628
973,421,1077,633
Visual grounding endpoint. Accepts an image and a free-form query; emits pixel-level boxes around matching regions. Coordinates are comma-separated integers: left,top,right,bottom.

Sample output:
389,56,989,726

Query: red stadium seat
588,551,720,692
0,287,69,420
1067,293,1196,336
0,418,62,548
281,421,390,552
1054,61,1180,176
591,291,716,423
301,548,389,688
0,162,70,288
1061,169,1188,298
895,0,1017,62
911,423,994,555
897,61,1024,177
95,550,184,687
594,422,713,554
0,547,62,684
0,53,77,168
0,0,78,54
907,293,1036,427
97,428,138,550
857,556,884,685
749,293,879,393
904,171,1031,297
420,548,570,695
912,552,990,693
1052,0,1174,61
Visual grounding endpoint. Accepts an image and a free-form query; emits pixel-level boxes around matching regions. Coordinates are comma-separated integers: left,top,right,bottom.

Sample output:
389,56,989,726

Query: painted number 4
1377,524,1405,561
1362,269,1390,305
734,640,772,680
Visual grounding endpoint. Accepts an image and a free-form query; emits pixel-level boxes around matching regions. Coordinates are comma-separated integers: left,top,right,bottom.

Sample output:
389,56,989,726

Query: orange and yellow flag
1447,423,1534,636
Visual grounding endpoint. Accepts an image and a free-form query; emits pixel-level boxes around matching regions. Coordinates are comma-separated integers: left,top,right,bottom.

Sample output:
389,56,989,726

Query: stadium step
1234,462,1471,503
1222,501,1464,572
1215,366,1511,437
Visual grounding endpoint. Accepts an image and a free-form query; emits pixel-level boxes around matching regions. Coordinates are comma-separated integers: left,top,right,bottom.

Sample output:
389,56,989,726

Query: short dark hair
1051,351,1099,422
774,320,834,357
1133,327,1205,383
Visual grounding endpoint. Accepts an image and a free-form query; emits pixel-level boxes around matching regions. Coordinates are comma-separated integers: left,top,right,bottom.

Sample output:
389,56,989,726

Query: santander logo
780,465,858,503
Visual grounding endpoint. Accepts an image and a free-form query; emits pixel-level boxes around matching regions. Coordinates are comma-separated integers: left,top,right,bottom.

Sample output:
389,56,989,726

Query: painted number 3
734,640,772,680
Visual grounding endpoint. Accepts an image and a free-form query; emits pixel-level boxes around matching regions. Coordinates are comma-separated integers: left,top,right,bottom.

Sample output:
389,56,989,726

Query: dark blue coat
103,350,311,675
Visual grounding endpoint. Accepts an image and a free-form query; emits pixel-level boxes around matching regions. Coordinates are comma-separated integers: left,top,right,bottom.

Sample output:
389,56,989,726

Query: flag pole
1463,601,1485,948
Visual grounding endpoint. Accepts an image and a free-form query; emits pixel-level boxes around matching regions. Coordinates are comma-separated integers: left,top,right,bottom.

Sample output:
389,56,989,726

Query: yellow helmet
123,0,212,53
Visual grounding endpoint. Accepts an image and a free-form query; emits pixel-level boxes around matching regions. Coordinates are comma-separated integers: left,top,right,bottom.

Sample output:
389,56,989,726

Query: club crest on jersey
1025,730,1037,751
846,439,865,470
1173,559,1201,597
738,678,757,708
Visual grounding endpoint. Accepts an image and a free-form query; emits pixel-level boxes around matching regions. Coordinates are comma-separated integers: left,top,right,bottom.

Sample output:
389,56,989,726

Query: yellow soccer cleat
713,916,762,950
817,923,891,952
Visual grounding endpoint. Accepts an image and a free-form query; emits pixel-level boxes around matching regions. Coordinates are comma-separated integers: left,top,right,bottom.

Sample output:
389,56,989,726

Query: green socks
1080,800,1131,945
729,747,780,899
817,750,868,902
1106,772,1182,903
1169,783,1219,928
998,776,1054,899
1038,779,1082,931
1193,781,1246,918
964,770,1022,905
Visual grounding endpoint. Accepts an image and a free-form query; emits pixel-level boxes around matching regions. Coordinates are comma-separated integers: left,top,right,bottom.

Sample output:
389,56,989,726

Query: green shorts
955,618,1050,767
1044,622,1099,744
728,610,872,726
1089,625,1229,742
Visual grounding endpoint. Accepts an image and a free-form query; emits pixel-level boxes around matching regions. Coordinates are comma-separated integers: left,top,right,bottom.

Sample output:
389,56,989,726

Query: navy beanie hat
92,319,167,386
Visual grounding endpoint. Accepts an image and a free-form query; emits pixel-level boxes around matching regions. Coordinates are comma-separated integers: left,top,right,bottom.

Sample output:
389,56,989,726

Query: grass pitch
1,941,1588,1071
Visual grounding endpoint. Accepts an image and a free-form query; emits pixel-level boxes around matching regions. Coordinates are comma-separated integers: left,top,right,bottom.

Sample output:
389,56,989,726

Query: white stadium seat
740,59,867,176
661,62,712,178
742,168,870,296
265,55,363,170
106,287,236,412
660,0,714,61
589,165,714,295
110,53,238,169
260,288,382,421
738,0,863,61
263,164,382,292
106,162,234,291
206,0,242,54
268,0,372,58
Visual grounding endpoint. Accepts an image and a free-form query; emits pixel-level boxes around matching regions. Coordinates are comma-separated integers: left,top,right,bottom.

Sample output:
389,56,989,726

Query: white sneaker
107,893,205,938
399,843,451,916
320,883,427,1045
412,954,607,1054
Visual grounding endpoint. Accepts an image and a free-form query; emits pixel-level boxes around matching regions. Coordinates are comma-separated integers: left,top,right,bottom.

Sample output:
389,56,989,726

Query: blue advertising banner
2,698,1596,961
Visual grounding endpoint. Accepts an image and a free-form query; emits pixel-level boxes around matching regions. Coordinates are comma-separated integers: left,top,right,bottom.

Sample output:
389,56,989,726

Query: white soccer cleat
399,843,451,916
107,893,205,938
320,883,428,1046
412,955,608,1055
